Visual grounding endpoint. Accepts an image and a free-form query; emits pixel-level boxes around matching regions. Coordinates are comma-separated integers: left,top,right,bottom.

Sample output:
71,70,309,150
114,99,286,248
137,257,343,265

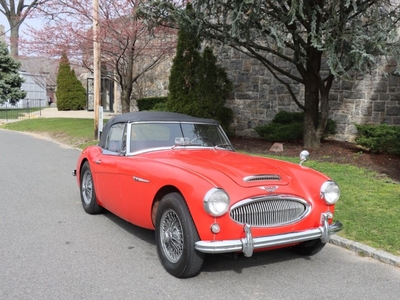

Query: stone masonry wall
133,45,400,142
216,46,400,142
328,63,400,141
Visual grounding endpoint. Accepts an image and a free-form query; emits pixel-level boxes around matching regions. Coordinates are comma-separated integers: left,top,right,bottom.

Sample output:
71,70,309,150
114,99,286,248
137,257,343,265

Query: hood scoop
243,174,281,182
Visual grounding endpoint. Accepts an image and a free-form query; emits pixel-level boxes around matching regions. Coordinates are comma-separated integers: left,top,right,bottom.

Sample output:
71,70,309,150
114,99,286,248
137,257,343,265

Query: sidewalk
39,106,118,119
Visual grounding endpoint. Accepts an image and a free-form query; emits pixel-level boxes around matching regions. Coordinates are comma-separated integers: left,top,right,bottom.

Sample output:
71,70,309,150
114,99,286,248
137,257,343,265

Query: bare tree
0,0,49,57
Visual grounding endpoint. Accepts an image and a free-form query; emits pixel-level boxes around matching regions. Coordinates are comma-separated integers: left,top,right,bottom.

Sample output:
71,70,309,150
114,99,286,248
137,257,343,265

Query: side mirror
299,150,309,166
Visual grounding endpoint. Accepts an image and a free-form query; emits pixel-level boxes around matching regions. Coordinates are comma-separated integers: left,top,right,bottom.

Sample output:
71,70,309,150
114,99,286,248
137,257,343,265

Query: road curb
330,235,400,268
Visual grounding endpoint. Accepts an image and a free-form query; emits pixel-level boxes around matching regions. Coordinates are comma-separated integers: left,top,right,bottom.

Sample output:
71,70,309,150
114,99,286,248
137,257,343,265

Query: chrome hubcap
160,209,183,263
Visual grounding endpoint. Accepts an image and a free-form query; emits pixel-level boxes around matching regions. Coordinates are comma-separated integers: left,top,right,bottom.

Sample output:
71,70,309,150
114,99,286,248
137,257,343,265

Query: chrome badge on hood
259,186,279,193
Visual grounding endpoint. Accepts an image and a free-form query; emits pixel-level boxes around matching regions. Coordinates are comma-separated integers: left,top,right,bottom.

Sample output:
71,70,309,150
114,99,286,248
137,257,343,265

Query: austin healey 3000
73,111,342,278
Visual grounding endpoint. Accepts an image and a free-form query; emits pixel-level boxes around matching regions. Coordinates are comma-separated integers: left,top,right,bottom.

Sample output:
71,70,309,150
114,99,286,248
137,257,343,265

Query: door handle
95,160,102,164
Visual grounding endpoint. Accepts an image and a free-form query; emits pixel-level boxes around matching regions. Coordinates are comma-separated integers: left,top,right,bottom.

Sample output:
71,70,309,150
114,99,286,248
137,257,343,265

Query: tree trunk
303,112,320,149
303,74,321,150
119,39,135,113
9,23,20,58
302,45,324,150
121,89,131,113
303,71,334,149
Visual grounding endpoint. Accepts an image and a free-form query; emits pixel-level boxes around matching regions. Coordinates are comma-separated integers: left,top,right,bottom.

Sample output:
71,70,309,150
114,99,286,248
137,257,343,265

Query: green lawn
1,118,99,149
1,118,400,256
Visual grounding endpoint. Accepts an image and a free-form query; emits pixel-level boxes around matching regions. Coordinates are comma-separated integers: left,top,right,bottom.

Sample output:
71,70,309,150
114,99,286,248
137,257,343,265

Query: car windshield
129,122,233,153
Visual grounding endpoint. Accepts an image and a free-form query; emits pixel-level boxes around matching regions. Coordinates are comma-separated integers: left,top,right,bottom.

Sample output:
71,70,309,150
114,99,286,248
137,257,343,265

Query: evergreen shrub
166,3,233,133
137,97,167,111
56,53,86,111
0,41,26,104
152,102,168,111
254,111,337,142
355,124,400,155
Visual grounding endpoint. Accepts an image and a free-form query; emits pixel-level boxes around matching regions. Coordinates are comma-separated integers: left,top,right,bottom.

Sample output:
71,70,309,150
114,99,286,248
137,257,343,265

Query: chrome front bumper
195,213,343,257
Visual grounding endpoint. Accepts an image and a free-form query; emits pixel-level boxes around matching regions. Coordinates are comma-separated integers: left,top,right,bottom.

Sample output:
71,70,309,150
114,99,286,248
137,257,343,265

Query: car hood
145,149,296,187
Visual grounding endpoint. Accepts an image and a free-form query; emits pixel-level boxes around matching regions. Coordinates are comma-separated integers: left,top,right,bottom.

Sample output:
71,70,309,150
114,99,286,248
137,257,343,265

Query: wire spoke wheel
160,209,184,263
81,171,93,206
79,162,103,215
155,192,204,278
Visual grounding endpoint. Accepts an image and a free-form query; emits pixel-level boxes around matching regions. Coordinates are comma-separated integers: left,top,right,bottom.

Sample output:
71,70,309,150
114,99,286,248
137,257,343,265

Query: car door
115,122,180,227
93,123,126,214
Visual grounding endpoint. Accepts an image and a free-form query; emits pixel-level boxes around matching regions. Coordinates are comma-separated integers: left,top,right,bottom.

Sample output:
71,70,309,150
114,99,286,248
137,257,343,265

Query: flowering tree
142,0,400,149
21,0,176,112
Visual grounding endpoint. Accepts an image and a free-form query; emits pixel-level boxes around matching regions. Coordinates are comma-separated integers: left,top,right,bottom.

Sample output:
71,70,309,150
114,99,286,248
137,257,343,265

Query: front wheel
291,239,326,256
80,161,103,214
155,193,204,278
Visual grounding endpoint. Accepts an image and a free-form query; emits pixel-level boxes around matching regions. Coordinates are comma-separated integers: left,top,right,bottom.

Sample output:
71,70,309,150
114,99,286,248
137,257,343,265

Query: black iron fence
0,100,46,123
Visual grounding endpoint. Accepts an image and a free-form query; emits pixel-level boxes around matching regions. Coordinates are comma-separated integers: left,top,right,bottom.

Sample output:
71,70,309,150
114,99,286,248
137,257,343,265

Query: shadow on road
102,209,310,275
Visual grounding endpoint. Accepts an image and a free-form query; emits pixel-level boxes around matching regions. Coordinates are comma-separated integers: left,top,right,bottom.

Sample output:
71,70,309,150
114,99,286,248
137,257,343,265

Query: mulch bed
230,137,400,183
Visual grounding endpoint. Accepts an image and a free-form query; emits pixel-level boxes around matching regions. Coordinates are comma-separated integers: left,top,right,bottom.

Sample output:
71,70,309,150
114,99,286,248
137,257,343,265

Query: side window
104,123,125,153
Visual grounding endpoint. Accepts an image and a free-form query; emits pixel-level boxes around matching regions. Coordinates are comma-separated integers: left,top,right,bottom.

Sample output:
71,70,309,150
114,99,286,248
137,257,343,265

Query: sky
0,13,43,40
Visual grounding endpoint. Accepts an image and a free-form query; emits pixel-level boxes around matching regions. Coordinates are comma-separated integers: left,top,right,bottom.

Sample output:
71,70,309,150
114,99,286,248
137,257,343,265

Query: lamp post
93,0,101,139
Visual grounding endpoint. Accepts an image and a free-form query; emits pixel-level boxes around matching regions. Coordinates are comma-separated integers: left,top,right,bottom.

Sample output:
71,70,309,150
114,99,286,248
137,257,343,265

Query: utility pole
93,0,101,139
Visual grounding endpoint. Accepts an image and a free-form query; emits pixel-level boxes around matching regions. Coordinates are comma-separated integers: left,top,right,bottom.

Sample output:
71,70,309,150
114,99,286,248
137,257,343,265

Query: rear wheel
291,239,326,255
155,192,204,278
80,162,103,214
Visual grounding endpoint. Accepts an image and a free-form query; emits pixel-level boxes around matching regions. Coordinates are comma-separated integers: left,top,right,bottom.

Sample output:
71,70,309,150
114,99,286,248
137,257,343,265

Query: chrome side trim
133,176,150,183
195,213,343,256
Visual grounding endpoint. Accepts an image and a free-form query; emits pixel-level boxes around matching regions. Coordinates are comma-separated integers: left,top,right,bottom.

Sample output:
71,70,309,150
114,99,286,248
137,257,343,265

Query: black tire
155,192,204,278
80,161,103,214
291,239,326,256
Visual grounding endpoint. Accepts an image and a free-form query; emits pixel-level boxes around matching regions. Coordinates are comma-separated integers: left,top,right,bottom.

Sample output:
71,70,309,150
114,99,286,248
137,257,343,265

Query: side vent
243,174,281,182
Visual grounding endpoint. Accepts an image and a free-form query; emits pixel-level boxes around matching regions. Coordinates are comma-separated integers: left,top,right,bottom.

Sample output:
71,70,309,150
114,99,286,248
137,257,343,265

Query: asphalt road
1,129,400,300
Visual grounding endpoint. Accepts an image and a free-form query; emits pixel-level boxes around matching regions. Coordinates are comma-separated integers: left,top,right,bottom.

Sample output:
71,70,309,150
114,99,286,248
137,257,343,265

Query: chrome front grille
230,196,310,227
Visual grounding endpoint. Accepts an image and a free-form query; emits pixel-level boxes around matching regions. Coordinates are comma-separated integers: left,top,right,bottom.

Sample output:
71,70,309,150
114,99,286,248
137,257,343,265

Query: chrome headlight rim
321,180,340,205
203,188,230,217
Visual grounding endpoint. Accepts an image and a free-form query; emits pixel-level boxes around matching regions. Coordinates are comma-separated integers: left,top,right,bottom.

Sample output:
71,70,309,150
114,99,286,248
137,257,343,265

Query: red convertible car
73,111,342,278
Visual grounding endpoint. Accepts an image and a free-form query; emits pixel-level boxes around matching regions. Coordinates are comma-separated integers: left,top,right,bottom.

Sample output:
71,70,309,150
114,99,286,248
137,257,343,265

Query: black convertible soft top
99,111,219,148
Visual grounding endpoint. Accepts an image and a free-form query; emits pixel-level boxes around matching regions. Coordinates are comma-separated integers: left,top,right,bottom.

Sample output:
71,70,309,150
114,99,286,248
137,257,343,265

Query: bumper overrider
195,213,343,257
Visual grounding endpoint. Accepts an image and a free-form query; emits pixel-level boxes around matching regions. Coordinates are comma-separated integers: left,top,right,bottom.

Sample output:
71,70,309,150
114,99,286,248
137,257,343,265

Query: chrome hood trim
243,174,281,182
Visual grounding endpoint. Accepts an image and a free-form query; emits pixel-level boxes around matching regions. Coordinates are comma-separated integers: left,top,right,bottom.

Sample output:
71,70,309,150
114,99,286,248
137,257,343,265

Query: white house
7,71,47,108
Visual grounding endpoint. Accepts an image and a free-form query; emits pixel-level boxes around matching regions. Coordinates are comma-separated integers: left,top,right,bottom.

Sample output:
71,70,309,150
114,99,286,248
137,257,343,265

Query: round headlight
321,180,340,205
204,188,230,217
